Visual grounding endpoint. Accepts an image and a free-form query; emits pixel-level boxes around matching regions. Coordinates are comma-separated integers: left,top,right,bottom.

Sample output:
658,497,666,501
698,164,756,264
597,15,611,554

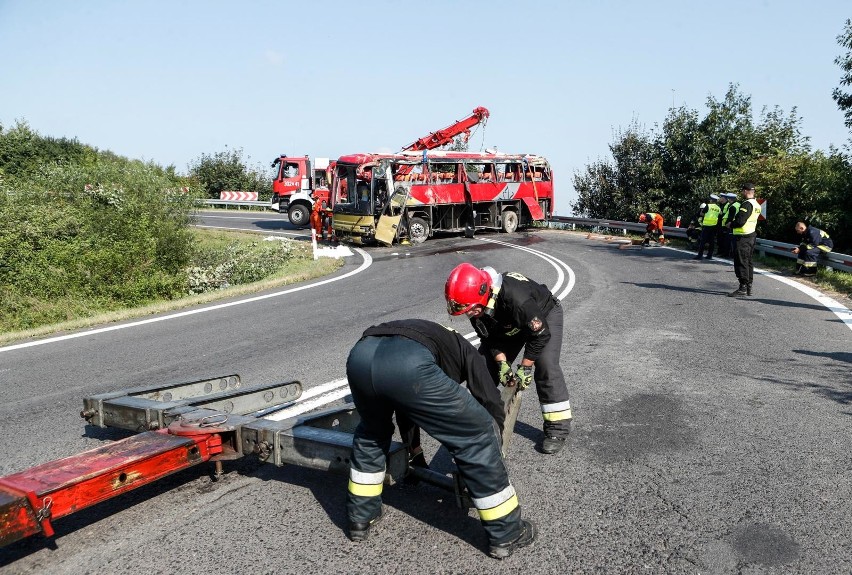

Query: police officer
717,193,738,257
445,263,572,455
345,318,536,559
694,194,722,260
728,183,761,297
792,221,834,276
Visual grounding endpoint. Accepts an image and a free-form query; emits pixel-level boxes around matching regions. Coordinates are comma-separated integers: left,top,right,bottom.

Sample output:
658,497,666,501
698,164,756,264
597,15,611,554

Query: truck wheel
407,217,430,244
288,203,310,227
501,210,519,233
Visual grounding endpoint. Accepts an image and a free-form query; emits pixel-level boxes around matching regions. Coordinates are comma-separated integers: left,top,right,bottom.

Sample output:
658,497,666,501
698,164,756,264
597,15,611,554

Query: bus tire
288,203,310,227
501,210,519,233
407,216,430,244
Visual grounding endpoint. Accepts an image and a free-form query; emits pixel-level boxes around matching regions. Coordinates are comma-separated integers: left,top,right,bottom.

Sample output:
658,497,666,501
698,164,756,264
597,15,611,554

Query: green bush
0,124,201,329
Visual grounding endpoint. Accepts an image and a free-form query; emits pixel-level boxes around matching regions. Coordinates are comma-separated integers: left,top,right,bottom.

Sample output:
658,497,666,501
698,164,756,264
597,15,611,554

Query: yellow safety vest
721,202,736,226
702,203,721,226
733,199,760,235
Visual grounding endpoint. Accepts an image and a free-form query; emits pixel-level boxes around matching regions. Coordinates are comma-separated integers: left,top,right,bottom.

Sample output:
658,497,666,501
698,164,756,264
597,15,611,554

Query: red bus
331,150,554,245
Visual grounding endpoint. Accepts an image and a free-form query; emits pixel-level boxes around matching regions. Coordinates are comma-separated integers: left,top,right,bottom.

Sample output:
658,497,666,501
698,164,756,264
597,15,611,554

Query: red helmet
445,263,491,315
638,213,648,222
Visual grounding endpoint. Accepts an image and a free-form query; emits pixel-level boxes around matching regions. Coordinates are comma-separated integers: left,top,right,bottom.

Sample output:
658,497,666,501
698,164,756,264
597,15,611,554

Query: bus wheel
408,217,430,244
501,210,519,233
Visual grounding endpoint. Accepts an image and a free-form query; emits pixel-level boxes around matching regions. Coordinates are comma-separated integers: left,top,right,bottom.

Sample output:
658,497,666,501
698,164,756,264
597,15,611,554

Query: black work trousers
733,233,757,285
480,303,571,438
346,335,523,546
717,228,732,257
695,226,717,257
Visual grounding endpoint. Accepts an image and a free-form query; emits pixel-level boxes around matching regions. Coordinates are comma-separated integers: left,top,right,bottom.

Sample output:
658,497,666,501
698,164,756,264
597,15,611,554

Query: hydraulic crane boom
400,106,490,152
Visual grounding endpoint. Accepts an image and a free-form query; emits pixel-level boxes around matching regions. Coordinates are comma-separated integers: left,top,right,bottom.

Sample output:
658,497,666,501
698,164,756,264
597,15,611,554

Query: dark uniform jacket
362,319,505,429
469,272,558,363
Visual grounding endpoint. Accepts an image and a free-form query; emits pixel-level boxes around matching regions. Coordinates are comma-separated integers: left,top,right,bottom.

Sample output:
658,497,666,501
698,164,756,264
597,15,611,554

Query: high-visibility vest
702,203,721,226
733,199,760,235
721,202,737,226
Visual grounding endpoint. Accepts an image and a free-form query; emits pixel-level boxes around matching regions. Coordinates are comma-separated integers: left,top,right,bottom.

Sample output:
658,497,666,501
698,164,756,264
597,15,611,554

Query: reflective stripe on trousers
346,335,525,546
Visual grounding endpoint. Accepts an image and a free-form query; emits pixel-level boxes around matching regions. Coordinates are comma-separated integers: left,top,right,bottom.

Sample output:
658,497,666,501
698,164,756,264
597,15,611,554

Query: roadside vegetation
0,121,340,342
571,19,852,255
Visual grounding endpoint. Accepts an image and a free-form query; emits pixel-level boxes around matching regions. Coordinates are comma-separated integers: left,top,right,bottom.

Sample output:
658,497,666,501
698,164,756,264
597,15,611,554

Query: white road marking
195,224,310,239
663,246,852,332
0,249,373,353
266,238,579,418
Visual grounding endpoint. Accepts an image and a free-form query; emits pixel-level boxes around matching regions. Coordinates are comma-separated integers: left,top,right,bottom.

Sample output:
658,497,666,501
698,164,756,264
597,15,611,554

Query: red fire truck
269,156,333,227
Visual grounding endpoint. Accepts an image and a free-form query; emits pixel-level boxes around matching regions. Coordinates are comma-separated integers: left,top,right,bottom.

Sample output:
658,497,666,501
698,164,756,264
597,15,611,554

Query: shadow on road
621,282,728,296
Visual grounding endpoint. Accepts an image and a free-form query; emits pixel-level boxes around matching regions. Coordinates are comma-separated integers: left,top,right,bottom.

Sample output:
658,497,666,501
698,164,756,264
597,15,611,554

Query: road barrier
547,216,852,274
201,199,269,208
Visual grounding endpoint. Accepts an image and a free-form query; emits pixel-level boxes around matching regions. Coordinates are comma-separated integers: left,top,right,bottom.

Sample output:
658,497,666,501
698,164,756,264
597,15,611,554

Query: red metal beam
0,430,220,547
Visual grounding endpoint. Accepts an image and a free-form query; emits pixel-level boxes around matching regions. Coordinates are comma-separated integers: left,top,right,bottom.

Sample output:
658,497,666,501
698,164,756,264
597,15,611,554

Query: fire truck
329,107,555,245
269,155,333,227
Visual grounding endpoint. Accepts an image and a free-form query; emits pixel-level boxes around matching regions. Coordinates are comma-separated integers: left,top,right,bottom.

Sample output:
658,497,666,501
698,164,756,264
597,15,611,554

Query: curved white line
464,237,577,345
0,249,373,353
662,246,852,332
261,238,579,417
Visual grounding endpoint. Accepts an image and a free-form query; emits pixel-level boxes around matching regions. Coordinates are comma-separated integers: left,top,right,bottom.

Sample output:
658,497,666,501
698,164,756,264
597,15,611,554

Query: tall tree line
572,20,852,252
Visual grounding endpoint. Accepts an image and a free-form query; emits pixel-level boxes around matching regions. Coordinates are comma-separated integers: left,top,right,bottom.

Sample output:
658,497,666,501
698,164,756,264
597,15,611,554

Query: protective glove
497,360,515,386
515,365,533,390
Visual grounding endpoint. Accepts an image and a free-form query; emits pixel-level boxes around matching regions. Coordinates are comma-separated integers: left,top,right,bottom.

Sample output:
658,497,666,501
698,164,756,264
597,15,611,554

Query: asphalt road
1,212,850,575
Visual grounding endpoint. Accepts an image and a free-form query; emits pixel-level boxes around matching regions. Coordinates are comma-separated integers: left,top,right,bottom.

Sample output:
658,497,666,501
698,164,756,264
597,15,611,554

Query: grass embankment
0,228,343,346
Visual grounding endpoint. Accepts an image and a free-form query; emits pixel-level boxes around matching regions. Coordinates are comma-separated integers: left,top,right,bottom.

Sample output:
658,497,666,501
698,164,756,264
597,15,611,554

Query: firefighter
792,221,833,276
638,212,666,245
444,263,572,455
345,318,536,559
694,194,722,260
310,195,326,240
727,183,761,297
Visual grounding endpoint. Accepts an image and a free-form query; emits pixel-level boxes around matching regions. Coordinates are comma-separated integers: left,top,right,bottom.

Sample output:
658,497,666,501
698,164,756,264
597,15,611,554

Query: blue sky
1,1,849,214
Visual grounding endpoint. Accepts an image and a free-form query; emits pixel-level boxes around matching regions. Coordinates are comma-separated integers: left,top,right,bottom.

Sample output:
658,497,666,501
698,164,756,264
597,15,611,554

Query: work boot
727,283,747,297
692,255,703,260
541,435,567,454
347,509,383,542
488,520,537,559
746,283,753,296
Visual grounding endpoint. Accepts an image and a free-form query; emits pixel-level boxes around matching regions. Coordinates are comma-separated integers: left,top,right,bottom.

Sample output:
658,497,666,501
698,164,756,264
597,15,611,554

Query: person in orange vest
638,212,666,245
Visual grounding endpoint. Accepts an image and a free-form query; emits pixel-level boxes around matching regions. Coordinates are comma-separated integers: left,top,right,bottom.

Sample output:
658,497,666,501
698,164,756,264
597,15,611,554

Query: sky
1,0,850,215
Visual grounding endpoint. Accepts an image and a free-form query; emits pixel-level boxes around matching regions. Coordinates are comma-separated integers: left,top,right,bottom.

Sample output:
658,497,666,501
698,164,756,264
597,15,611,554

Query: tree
187,147,272,199
571,160,619,218
832,19,852,131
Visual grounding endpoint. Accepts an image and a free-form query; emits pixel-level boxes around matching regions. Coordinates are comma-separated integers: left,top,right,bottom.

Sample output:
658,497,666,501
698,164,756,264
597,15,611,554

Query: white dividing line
465,238,577,346
264,378,352,421
662,246,852,332
0,249,373,353
260,237,578,420
194,224,310,239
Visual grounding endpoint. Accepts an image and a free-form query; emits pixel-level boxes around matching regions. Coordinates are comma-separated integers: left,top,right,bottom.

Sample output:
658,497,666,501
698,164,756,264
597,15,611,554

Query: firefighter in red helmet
445,263,572,454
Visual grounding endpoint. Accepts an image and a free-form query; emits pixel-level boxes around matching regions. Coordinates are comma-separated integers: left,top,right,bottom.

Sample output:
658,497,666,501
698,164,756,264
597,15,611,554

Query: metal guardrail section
548,216,852,273
201,199,270,208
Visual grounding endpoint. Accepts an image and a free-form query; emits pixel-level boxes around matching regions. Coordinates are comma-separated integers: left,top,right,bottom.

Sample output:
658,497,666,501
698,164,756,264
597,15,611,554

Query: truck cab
270,155,331,227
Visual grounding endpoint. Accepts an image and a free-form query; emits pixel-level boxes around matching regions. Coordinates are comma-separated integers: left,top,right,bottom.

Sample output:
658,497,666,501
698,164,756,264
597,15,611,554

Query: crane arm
400,106,490,152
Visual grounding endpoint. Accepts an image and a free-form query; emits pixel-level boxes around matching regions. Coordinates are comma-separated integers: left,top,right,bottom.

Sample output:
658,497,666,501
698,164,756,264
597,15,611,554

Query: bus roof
336,151,550,166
